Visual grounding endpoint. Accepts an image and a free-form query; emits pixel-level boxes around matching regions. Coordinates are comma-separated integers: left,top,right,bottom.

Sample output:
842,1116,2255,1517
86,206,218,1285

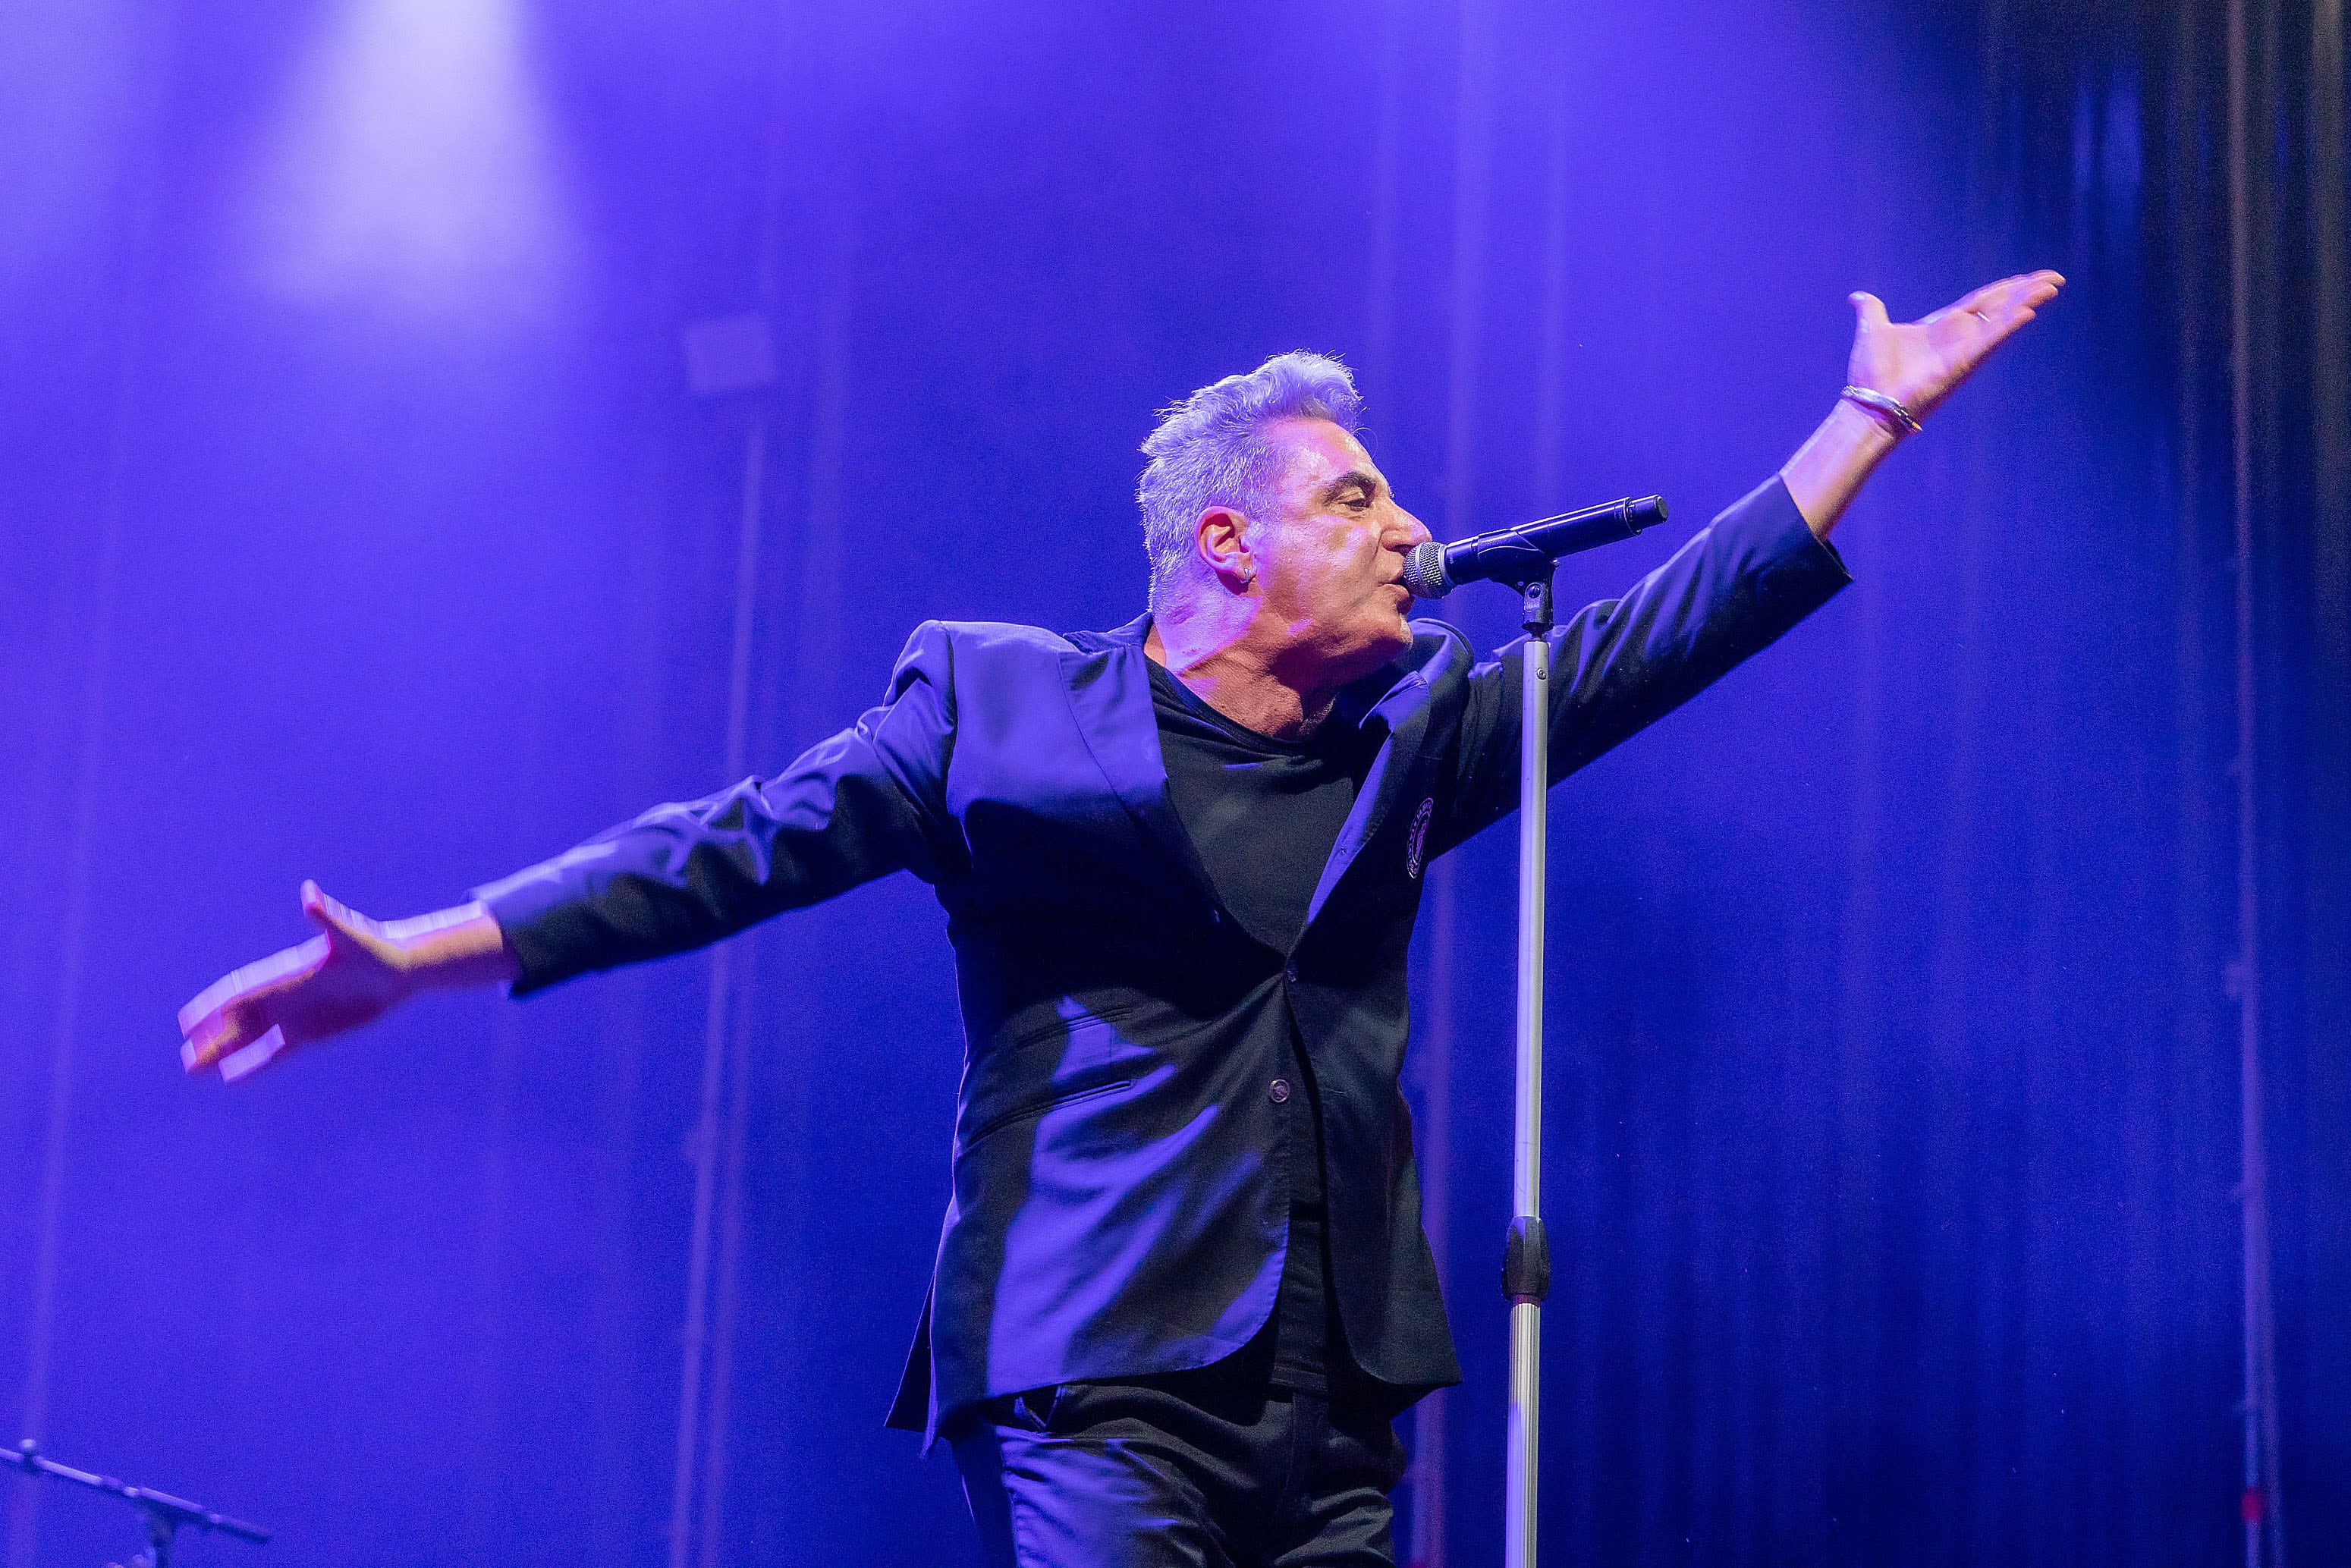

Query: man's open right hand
178,881,424,1082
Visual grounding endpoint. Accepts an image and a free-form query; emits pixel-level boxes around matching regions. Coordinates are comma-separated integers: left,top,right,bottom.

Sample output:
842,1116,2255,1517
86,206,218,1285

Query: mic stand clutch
5,1439,270,1568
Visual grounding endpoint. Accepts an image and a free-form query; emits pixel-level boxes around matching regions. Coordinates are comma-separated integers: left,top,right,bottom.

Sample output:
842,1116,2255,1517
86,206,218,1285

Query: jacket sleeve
1432,474,1850,853
471,621,966,997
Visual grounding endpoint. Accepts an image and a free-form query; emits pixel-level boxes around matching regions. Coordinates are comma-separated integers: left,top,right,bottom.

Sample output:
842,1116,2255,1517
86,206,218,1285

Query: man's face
1244,417,1432,685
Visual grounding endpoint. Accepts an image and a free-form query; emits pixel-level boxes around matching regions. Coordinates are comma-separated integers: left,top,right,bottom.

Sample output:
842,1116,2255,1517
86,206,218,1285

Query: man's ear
1194,506,1256,592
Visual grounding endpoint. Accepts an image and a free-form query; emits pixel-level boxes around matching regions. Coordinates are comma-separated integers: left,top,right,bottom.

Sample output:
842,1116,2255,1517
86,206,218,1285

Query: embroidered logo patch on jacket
1406,797,1435,880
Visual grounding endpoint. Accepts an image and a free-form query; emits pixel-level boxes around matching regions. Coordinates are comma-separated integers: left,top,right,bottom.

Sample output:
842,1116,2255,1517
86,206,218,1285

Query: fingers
179,931,328,1073
1965,274,2065,357
1858,271,2064,335
1952,269,2066,325
2015,272,2064,315
184,1023,289,1080
218,1024,290,1084
302,878,367,937
178,940,314,1036
301,879,403,968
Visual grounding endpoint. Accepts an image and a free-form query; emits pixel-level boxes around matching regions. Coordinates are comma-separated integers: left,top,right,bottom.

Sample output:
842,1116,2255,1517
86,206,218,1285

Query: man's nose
1391,507,1433,548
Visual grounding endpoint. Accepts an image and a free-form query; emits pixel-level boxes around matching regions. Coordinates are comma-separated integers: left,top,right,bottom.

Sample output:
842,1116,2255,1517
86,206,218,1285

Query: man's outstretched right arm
179,621,963,1083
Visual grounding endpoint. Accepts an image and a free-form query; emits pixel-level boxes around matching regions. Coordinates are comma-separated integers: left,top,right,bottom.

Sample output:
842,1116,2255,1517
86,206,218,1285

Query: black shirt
1146,656,1370,1397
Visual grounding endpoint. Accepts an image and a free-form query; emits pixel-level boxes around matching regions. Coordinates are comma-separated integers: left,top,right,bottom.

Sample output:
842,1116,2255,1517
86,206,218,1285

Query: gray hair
1136,350,1363,614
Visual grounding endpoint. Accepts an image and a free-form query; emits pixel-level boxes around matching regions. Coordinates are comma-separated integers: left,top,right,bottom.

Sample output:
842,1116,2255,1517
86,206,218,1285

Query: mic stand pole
1502,572,1555,1568
5,1440,271,1568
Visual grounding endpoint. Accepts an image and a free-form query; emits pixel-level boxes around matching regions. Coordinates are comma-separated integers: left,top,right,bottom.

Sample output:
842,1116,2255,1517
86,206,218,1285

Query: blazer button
1284,960,1300,983
1268,1079,1292,1104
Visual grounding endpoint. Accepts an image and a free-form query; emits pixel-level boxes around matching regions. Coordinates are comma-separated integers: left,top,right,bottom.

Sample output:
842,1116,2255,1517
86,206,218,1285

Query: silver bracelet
1840,384,1922,436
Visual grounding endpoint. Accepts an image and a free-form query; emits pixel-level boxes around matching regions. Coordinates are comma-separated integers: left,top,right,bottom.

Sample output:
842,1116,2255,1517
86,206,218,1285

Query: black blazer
474,474,1849,1440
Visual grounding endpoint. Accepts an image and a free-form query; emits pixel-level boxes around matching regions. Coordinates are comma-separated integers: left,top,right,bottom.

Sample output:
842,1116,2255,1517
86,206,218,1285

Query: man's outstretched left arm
1432,269,2064,845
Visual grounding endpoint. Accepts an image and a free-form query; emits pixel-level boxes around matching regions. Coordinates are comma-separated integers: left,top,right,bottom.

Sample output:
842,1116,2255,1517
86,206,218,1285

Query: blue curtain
0,2,2340,1564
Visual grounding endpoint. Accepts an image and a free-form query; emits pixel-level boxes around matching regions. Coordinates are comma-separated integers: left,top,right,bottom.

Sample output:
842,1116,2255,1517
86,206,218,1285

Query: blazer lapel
1300,665,1438,929
1060,616,1218,899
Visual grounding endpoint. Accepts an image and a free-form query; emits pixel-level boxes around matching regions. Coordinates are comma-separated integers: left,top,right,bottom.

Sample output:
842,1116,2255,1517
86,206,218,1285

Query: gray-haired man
181,272,2060,1566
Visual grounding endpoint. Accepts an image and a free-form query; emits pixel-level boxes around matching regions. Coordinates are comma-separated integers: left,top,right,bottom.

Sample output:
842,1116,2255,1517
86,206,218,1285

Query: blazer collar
1065,611,1152,655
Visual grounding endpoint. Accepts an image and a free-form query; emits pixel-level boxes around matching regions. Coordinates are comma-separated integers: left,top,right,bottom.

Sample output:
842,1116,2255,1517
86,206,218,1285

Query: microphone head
1401,541,1452,599
1630,494,1668,529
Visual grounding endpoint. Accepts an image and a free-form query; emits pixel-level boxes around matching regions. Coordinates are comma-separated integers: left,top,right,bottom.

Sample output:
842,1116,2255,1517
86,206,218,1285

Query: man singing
179,270,2060,1567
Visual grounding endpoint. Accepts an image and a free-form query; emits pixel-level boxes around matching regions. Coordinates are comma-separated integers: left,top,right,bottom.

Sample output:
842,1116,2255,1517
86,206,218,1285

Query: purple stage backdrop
2,1,2343,1565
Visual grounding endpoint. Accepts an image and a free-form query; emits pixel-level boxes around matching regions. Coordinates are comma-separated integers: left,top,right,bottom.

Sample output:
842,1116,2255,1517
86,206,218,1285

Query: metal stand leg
1504,574,1554,1568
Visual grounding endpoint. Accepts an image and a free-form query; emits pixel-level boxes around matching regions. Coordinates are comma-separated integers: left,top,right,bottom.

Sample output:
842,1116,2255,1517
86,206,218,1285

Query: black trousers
949,1368,1410,1568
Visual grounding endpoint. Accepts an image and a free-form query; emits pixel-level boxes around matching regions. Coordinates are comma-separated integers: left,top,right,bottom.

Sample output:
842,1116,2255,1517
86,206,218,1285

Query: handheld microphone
1400,494,1669,599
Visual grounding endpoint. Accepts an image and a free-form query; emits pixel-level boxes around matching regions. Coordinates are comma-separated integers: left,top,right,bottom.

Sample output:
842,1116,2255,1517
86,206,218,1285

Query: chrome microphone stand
1403,490,1668,1568
1502,573,1555,1568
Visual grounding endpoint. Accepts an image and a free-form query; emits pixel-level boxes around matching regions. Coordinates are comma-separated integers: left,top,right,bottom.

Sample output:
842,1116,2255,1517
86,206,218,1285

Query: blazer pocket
1001,1002,1139,1053
963,1078,1133,1149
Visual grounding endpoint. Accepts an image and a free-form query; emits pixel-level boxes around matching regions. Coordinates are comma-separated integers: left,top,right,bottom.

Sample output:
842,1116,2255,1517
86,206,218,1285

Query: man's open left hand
1847,269,2064,423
